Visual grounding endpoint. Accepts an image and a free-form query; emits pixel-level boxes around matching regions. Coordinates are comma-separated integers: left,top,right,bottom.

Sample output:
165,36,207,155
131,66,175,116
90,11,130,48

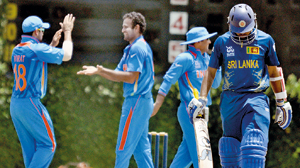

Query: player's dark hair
123,11,146,34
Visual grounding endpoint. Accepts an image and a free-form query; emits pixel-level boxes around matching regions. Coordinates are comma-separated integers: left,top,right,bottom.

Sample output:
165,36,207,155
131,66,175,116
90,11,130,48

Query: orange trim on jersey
138,38,146,43
185,72,199,99
185,72,194,90
41,111,56,152
16,42,31,48
30,98,56,152
41,62,45,95
118,95,141,150
119,108,133,150
188,50,197,59
152,61,155,80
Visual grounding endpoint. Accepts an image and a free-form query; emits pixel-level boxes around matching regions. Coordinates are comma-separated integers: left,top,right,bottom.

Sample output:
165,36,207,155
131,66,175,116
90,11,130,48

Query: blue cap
180,27,217,45
22,16,50,33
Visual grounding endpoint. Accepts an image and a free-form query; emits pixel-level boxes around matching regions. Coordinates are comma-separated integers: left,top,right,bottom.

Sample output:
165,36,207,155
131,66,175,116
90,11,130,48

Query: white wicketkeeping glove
275,102,293,130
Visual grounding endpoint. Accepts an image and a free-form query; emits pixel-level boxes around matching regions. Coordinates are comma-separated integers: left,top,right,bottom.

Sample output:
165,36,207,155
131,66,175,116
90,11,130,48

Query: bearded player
77,12,155,168
188,3,292,168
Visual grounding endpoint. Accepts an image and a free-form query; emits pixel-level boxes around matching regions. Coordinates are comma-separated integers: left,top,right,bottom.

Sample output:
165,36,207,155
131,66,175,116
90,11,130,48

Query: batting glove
274,100,293,130
188,97,207,124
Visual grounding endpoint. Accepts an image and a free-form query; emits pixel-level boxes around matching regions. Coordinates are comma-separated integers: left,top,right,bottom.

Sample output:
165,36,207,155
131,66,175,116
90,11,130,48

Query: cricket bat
193,107,213,168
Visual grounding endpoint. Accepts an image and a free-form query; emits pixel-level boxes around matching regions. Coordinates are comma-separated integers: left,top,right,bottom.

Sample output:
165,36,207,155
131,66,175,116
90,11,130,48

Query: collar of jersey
188,45,202,59
21,35,40,44
131,35,144,45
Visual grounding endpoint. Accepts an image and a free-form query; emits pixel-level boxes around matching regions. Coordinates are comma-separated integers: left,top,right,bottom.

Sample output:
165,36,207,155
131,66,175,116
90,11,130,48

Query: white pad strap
270,76,283,81
62,40,73,61
275,91,287,100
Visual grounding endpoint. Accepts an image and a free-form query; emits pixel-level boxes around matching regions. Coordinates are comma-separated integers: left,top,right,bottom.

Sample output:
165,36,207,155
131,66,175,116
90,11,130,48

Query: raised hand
50,29,62,47
60,14,75,32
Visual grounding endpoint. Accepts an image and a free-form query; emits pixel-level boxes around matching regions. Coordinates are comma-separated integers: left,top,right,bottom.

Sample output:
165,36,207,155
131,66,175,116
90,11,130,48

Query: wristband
275,91,287,100
270,76,283,81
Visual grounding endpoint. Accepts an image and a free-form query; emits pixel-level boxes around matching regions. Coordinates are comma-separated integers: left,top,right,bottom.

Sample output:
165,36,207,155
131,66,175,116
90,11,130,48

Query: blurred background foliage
1,61,300,168
1,0,300,167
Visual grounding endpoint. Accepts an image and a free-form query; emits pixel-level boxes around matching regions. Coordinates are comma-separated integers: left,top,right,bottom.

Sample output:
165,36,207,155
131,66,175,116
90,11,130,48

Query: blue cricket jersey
115,36,154,97
158,45,222,106
11,35,64,98
209,29,280,93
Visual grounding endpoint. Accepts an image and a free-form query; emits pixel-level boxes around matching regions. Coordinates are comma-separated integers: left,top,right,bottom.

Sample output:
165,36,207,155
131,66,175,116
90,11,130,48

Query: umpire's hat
22,16,50,33
180,27,217,45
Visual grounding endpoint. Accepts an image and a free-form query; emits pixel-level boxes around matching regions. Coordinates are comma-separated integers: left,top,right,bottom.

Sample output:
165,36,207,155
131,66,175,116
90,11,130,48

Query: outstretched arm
77,65,139,83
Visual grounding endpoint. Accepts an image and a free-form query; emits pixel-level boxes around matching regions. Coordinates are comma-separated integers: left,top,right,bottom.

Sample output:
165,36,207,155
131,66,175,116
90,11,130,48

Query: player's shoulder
131,39,147,50
31,43,63,56
256,29,275,42
30,42,50,50
172,52,194,68
214,32,230,45
132,39,152,55
257,29,273,39
176,51,194,62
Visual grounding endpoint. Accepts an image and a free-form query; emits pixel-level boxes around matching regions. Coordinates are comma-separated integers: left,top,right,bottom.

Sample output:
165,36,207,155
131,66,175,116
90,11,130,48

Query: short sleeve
265,37,280,66
209,38,223,69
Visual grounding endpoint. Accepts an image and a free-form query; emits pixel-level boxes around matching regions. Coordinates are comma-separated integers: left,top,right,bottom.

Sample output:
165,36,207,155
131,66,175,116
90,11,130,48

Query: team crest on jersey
226,46,235,57
246,46,259,54
195,61,201,69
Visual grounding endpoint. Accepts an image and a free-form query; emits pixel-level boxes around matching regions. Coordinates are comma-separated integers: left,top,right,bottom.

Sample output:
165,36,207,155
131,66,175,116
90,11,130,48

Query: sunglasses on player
37,28,45,32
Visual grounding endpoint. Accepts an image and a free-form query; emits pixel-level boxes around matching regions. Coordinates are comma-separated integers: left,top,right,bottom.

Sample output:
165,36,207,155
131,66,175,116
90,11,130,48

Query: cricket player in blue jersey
10,14,75,168
189,4,293,168
151,27,222,168
77,12,155,168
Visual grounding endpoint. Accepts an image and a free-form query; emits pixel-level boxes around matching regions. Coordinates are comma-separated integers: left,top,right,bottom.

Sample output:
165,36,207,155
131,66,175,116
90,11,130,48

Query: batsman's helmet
227,4,257,45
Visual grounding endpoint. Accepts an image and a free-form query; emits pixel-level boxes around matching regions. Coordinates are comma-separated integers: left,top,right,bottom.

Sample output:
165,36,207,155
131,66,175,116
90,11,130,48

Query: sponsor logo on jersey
174,63,183,67
226,46,235,57
130,54,136,58
227,60,259,69
195,61,201,69
123,64,127,71
246,46,259,54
